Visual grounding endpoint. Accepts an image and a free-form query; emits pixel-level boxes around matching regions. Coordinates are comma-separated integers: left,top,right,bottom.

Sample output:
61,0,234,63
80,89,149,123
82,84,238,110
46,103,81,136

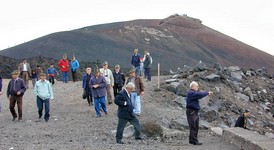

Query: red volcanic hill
0,14,273,73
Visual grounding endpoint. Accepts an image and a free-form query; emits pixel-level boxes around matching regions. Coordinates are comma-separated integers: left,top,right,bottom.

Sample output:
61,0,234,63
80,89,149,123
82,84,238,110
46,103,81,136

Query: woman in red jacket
58,54,70,83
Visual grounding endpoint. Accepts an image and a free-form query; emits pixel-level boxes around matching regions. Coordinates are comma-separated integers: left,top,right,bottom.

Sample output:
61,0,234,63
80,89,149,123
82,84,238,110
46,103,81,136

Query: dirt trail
0,77,238,150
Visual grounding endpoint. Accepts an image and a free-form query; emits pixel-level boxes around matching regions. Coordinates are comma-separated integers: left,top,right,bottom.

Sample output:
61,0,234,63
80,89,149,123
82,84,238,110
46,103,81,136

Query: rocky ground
0,75,239,150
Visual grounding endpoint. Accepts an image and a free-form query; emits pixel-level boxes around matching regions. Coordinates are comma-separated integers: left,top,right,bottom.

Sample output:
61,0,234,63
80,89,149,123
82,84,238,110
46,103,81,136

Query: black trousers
186,108,199,143
113,84,122,98
49,76,55,85
116,117,141,140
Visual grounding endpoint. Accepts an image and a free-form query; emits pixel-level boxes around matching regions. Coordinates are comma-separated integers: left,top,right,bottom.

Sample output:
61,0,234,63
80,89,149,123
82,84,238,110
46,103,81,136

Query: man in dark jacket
114,82,142,144
82,67,93,106
235,109,251,129
7,70,26,121
143,51,152,81
186,81,213,145
113,64,125,97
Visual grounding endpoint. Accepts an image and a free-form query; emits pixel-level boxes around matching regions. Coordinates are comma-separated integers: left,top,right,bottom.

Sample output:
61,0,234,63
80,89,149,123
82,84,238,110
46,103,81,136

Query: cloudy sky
0,0,273,55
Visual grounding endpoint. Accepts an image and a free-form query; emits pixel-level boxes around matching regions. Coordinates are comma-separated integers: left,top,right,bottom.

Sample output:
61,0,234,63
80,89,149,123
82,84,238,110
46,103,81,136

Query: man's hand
208,91,213,96
141,91,144,96
17,91,21,95
93,84,99,88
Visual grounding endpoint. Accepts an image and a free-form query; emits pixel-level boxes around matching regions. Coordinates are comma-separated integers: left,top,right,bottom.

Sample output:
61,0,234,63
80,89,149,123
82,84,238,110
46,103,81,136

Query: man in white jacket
100,61,114,104
34,73,54,122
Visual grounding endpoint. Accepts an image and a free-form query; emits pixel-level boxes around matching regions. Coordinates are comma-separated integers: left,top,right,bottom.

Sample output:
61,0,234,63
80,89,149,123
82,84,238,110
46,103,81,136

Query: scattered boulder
142,121,163,137
172,96,186,108
200,107,219,122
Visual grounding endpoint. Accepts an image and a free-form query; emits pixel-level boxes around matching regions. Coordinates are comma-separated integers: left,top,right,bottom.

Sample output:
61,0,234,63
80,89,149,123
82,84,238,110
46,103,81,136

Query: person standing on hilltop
70,55,80,82
58,54,70,83
143,51,152,82
90,68,108,118
186,81,213,145
82,67,93,106
126,69,144,116
112,64,125,98
131,48,141,77
115,82,142,144
7,70,26,121
99,61,114,105
34,73,54,122
18,59,31,89
47,64,59,85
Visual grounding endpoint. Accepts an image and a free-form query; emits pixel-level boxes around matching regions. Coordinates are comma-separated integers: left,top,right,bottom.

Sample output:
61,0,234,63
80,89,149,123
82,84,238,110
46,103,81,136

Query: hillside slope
0,14,273,73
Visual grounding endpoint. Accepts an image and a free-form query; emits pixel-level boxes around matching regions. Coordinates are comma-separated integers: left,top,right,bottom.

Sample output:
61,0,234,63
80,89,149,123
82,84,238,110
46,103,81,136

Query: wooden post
158,63,160,89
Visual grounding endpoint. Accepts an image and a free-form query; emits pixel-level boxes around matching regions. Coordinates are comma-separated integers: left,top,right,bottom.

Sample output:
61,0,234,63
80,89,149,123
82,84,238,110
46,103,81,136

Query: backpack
149,56,153,65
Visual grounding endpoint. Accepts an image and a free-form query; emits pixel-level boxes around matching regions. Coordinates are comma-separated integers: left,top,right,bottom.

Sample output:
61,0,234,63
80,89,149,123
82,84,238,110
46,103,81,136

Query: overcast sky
0,0,273,55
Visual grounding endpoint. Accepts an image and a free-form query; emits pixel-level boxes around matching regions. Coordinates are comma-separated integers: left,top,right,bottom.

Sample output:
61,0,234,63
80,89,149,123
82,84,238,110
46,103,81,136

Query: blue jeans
61,71,68,83
130,92,141,115
94,96,107,117
36,96,50,121
134,66,141,77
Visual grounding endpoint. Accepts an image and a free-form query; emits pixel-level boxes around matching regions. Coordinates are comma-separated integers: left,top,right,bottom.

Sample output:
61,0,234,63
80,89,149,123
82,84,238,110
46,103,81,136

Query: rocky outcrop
164,61,274,137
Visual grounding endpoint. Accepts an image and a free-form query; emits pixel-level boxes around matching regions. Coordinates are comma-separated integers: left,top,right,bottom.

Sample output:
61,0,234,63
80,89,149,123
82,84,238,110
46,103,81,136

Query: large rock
175,82,189,97
142,121,163,137
170,117,189,130
200,107,219,122
230,72,243,82
227,66,241,72
172,96,186,108
222,127,274,150
205,73,221,82
235,93,250,102
243,87,254,102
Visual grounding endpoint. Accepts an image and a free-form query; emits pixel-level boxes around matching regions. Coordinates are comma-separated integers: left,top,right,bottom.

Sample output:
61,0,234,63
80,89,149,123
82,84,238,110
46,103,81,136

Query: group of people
131,48,153,82
0,48,251,146
5,70,53,122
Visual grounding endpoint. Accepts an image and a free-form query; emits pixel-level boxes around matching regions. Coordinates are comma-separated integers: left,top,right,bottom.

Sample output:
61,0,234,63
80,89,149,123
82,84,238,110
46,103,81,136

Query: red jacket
58,59,69,72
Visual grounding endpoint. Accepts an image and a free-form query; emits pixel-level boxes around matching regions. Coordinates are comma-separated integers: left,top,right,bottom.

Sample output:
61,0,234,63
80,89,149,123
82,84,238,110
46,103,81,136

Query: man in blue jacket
115,82,142,144
131,48,141,77
186,81,213,145
90,69,107,118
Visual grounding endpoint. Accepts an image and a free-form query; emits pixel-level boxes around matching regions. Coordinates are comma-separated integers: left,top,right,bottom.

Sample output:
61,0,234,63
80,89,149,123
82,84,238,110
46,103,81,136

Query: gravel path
0,77,238,150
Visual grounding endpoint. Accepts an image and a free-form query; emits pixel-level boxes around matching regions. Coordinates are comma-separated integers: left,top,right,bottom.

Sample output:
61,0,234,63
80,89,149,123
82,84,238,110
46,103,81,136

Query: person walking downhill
18,59,31,89
126,69,144,116
82,67,93,106
90,68,108,118
35,65,43,81
34,73,54,122
186,81,213,145
7,70,26,121
115,82,143,144
70,55,80,82
143,51,152,82
131,48,141,77
47,64,59,85
113,64,125,98
58,54,70,83
99,61,114,105
31,69,37,88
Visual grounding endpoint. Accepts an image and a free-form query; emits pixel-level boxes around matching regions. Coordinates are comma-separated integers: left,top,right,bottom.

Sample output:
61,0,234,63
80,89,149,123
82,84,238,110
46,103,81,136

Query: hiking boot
116,139,124,144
